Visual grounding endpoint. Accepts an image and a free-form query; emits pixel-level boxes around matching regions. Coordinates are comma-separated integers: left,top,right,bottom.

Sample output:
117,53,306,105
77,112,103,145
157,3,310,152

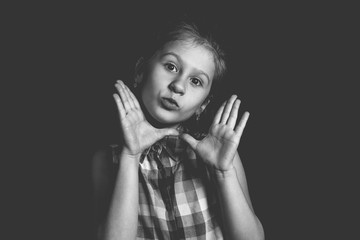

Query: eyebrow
160,52,211,83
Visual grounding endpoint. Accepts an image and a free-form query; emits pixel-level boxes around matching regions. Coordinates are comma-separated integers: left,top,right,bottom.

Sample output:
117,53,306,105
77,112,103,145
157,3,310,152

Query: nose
169,77,186,95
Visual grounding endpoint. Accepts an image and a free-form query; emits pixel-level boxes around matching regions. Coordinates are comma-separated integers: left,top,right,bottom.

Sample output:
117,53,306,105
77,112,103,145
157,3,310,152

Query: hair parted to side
133,17,228,139
139,19,227,89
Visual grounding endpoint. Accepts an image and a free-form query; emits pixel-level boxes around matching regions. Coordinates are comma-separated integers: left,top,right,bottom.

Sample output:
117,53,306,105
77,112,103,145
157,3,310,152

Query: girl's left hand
181,95,249,173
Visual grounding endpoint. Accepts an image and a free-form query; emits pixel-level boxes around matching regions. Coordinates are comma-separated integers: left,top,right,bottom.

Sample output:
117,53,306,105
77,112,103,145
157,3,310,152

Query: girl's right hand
113,80,179,157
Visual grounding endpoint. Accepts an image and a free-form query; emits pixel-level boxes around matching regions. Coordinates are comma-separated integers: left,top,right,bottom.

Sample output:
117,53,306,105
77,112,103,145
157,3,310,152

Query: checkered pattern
111,136,223,239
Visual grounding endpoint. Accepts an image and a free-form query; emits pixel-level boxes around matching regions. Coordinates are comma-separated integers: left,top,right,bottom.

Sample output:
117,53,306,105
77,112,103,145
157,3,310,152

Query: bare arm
102,151,140,240
94,80,178,240
91,149,140,240
213,153,264,240
181,95,264,240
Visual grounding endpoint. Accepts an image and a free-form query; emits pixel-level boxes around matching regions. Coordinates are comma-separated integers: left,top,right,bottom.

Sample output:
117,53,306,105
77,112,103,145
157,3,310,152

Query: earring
134,82,138,88
195,112,201,121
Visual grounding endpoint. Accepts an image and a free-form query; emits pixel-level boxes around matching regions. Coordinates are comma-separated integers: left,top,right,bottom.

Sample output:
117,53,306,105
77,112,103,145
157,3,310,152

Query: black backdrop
6,2,358,240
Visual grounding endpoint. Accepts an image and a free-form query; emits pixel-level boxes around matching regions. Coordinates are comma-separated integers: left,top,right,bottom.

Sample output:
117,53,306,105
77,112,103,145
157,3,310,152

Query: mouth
161,97,179,110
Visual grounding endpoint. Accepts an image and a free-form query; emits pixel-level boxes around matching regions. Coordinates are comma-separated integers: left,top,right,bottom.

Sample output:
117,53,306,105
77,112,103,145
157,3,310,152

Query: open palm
113,80,178,156
181,95,249,171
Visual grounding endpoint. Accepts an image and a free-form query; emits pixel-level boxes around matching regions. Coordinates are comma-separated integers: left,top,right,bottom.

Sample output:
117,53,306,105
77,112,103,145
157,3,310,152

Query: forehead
157,40,216,81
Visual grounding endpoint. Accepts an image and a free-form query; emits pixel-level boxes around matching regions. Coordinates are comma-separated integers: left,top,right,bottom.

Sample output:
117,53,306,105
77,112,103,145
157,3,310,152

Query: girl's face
139,40,215,128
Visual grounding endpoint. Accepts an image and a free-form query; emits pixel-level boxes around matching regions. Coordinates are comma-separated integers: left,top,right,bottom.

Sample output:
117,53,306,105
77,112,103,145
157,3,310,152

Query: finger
234,111,250,137
213,101,226,125
220,95,237,124
119,80,136,109
115,82,131,112
227,99,241,128
180,133,199,151
126,83,141,109
113,93,127,119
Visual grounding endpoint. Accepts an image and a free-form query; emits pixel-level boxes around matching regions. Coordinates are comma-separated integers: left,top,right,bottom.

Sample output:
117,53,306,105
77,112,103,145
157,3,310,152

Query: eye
165,63,178,72
190,78,202,86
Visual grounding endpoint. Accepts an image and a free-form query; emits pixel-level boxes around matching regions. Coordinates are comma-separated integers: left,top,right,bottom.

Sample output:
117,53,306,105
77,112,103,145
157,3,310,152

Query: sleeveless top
110,135,224,240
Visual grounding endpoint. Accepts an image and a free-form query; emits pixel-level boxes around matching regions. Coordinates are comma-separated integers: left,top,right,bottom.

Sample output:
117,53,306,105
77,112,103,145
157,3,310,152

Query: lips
161,97,179,110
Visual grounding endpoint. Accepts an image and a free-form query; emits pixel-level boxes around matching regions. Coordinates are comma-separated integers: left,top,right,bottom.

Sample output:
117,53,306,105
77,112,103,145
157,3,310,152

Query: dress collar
140,135,188,163
140,125,188,163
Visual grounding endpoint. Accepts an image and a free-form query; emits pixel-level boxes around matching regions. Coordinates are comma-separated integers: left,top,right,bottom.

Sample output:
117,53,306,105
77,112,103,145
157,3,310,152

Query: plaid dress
111,136,223,240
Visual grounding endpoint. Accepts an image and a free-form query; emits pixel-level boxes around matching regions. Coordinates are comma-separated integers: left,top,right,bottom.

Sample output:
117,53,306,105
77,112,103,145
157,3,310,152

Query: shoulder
91,145,122,231
92,143,123,164
91,145,114,173
91,144,121,189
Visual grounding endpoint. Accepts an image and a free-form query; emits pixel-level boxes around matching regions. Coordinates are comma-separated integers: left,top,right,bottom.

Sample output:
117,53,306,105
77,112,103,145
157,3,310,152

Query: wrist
119,149,141,168
121,148,142,160
212,165,236,180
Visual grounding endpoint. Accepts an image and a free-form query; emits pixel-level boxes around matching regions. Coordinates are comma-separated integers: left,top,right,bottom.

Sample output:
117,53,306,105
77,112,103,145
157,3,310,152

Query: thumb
180,133,199,151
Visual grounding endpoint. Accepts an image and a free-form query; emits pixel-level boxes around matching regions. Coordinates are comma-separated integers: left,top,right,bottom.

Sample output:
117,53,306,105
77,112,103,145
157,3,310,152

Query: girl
92,20,264,240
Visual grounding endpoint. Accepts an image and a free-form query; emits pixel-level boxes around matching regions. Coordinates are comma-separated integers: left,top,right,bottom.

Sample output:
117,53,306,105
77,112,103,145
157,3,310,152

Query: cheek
140,83,155,109
141,77,158,97
142,71,168,93
184,97,206,114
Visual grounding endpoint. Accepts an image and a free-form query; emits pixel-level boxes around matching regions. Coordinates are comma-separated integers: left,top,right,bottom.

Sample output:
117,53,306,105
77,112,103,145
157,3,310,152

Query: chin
154,114,179,126
146,109,179,128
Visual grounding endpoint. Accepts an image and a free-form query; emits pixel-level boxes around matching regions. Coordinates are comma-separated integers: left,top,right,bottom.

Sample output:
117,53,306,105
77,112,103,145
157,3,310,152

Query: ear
196,97,211,115
134,57,144,85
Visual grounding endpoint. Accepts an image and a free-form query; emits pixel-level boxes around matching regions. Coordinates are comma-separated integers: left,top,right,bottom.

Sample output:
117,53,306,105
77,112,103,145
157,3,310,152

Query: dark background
6,1,358,240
